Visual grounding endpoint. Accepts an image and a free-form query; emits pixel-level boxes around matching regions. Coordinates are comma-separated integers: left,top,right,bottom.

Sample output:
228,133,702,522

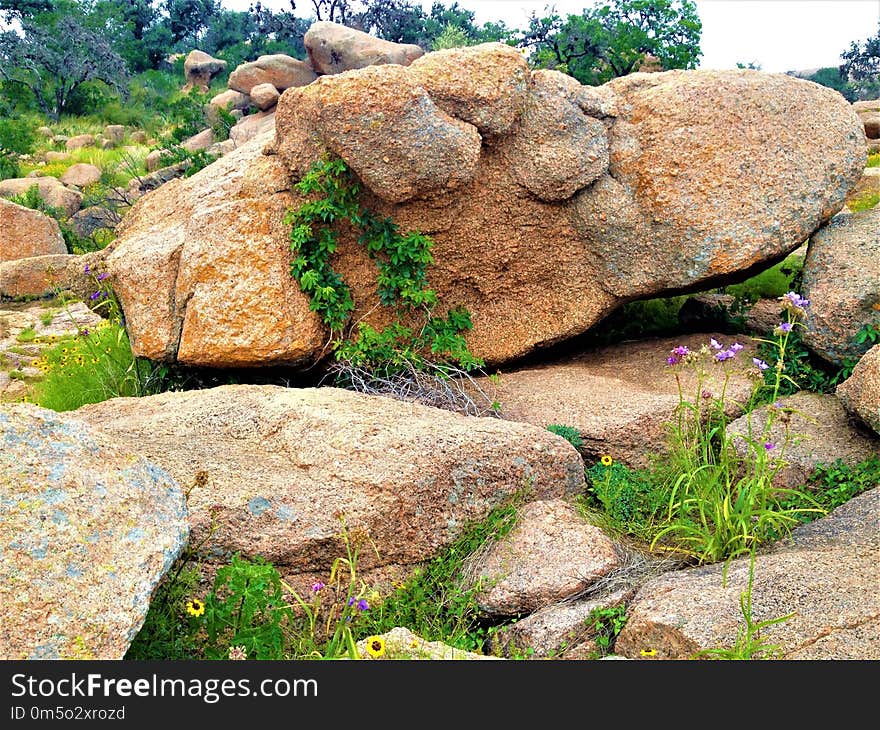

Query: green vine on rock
283,154,483,376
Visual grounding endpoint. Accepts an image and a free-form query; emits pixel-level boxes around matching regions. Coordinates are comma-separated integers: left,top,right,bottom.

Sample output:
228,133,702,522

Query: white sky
233,0,880,73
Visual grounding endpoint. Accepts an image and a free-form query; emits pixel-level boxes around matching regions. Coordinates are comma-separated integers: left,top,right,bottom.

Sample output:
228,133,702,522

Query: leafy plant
283,155,483,378
584,459,668,535
780,456,880,521
202,554,293,660
650,294,825,565
867,153,880,168
585,605,628,658
755,326,854,397
848,191,880,213
546,424,583,449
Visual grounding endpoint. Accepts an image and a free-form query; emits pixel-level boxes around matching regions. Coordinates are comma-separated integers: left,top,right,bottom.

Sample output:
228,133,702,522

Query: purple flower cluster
666,345,691,365
714,341,743,362
781,291,810,310
752,358,770,371
347,597,369,611
310,581,325,593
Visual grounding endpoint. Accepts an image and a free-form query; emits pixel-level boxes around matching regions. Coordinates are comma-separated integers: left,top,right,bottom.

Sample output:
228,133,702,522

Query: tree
0,13,128,119
840,22,880,100
163,0,219,46
520,0,702,85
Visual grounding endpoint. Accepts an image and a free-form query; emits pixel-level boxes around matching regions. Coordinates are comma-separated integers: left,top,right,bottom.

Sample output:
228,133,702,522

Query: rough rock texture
468,500,621,616
60,163,101,188
229,110,276,146
845,167,880,205
144,149,164,172
184,49,226,91
304,21,423,75
407,43,530,141
106,132,318,366
74,385,585,571
502,70,609,201
494,588,632,658
727,392,879,489
0,177,82,218
228,54,316,95
209,89,251,112
0,199,66,262
837,344,880,435
0,404,188,659
277,64,481,203
130,131,147,144
44,151,70,163
614,488,880,660
181,128,214,152
474,333,759,468
250,82,281,110
802,209,879,364
104,125,124,145
356,627,500,660
65,134,94,151
111,62,865,369
0,254,78,297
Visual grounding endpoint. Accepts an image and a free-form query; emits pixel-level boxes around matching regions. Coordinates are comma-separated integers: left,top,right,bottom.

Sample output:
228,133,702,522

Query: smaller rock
726,391,879,489
837,344,880,435
145,150,165,172
355,627,501,660
129,131,148,144
862,112,880,140
104,125,125,145
468,499,622,616
495,588,631,658
44,151,70,163
0,177,82,218
0,198,66,262
184,49,226,91
250,82,280,111
0,254,78,298
229,111,275,146
36,126,53,138
51,135,68,146
65,134,95,151
181,128,214,152
60,163,102,188
209,89,251,113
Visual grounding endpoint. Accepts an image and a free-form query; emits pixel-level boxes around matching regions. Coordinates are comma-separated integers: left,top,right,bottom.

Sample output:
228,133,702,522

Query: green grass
15,325,37,343
849,191,880,212
722,251,803,303
29,318,158,411
866,153,880,168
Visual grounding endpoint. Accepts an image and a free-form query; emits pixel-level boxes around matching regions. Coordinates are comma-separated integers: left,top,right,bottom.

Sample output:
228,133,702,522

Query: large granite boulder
802,209,879,365
304,21,424,75
228,54,316,94
0,404,188,659
0,198,66,262
74,385,585,572
107,57,865,369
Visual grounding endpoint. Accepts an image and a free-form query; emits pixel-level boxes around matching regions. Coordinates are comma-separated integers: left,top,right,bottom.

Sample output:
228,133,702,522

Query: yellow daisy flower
364,636,386,659
186,598,205,617
640,648,657,657
600,455,613,467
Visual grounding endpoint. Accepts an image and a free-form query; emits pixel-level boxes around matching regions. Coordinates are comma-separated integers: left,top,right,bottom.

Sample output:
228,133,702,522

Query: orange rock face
0,199,66,262
108,49,866,370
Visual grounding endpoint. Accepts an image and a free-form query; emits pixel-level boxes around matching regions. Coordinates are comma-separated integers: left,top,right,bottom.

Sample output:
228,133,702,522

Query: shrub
546,424,583,449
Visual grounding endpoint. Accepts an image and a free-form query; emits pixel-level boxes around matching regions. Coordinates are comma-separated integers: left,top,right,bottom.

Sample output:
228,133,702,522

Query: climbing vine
282,155,484,376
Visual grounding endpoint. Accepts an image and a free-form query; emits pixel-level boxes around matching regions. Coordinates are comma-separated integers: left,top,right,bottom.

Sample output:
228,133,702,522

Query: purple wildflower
348,597,356,607
89,290,101,301
97,272,109,281
710,338,723,350
83,263,90,274
779,322,793,333
672,346,690,357
715,349,735,362
764,442,776,451
782,292,810,309
80,328,89,337
752,358,770,371
701,390,713,399
730,342,744,353
666,356,678,366
310,581,325,593
356,599,369,612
